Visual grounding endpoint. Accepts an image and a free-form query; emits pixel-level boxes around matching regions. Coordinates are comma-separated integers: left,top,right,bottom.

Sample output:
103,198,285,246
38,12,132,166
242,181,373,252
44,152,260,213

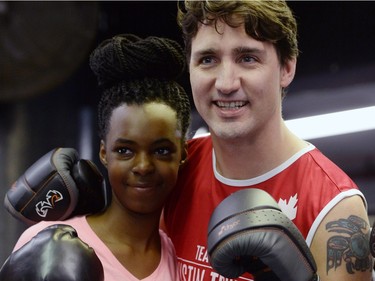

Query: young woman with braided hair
6,34,191,281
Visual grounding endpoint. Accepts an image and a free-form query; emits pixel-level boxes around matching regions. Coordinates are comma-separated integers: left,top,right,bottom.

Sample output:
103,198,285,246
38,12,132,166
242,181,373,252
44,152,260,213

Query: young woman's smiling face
100,102,183,215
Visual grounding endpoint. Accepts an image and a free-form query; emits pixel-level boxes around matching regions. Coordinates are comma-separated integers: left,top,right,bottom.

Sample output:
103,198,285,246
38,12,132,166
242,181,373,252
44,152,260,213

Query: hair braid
89,34,191,142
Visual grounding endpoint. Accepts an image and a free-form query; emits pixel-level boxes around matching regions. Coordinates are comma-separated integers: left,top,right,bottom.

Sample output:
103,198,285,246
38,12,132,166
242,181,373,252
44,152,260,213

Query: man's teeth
216,101,246,109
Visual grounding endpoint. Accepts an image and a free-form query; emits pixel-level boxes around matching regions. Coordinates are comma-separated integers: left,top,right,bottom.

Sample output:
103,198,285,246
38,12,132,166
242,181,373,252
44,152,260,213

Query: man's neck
211,123,307,180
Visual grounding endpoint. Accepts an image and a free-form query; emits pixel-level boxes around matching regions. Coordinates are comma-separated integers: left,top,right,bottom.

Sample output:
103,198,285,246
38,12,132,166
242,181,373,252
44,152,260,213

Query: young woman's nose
215,61,240,95
131,153,155,175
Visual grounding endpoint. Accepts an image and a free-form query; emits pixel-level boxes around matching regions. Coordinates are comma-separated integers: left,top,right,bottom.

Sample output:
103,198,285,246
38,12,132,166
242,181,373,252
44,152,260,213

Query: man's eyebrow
234,46,264,55
192,48,216,57
192,46,264,57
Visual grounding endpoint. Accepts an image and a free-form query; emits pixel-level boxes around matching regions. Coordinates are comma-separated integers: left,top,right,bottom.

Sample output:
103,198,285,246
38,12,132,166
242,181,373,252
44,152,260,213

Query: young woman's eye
117,147,133,157
155,147,171,156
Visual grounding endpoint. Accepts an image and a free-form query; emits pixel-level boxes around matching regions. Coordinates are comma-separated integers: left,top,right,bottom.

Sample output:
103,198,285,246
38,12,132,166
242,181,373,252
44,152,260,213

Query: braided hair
89,34,191,142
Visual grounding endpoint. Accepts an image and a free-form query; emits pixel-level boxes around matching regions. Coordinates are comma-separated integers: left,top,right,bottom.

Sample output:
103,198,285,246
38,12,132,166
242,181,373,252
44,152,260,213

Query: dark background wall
1,1,375,264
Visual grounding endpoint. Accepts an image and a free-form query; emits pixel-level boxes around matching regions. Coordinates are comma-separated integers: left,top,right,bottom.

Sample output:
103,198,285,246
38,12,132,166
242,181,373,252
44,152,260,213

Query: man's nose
215,62,240,95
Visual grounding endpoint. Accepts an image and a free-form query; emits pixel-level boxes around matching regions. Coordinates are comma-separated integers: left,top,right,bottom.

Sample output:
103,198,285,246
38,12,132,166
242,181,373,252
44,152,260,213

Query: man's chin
209,126,247,141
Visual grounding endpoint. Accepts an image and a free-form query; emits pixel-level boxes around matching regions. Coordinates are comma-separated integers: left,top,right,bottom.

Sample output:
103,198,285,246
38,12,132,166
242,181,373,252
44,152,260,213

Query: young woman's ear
180,142,188,165
99,140,107,167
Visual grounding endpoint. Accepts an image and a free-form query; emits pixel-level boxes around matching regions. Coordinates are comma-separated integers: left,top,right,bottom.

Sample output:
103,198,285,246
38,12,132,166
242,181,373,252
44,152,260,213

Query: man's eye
200,56,215,65
240,55,256,63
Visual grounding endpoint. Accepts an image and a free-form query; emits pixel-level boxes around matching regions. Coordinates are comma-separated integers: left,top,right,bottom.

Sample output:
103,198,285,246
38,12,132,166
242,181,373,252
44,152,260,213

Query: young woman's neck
87,203,161,248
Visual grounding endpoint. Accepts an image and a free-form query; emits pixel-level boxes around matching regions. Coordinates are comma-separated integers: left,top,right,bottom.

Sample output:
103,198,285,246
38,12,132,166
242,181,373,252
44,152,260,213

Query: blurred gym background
1,1,375,264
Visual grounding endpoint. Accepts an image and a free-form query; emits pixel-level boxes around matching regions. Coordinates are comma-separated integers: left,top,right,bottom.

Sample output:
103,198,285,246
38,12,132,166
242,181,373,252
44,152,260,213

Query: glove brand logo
218,219,240,236
35,190,64,217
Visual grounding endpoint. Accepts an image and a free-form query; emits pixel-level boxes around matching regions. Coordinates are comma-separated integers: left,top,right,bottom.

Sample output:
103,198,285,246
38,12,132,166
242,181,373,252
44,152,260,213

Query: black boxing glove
4,148,108,225
207,188,319,281
0,224,104,281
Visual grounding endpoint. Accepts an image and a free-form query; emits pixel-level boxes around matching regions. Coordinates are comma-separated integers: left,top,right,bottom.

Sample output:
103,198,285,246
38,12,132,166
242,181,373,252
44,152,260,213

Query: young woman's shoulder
13,216,87,251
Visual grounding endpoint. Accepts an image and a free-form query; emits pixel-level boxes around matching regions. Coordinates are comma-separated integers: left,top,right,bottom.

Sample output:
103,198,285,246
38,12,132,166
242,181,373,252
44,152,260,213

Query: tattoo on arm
326,215,371,274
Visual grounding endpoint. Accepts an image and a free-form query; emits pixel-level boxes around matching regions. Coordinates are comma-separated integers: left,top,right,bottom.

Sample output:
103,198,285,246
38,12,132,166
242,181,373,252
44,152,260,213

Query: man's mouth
215,101,248,109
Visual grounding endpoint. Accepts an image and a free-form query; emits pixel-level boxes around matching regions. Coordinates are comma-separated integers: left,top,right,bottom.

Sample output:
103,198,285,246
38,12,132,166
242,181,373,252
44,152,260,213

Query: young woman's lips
131,183,155,189
128,183,158,195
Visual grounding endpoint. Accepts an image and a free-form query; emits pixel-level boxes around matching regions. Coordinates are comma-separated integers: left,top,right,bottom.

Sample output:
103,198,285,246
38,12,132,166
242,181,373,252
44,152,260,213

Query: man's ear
280,57,297,88
99,140,107,167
